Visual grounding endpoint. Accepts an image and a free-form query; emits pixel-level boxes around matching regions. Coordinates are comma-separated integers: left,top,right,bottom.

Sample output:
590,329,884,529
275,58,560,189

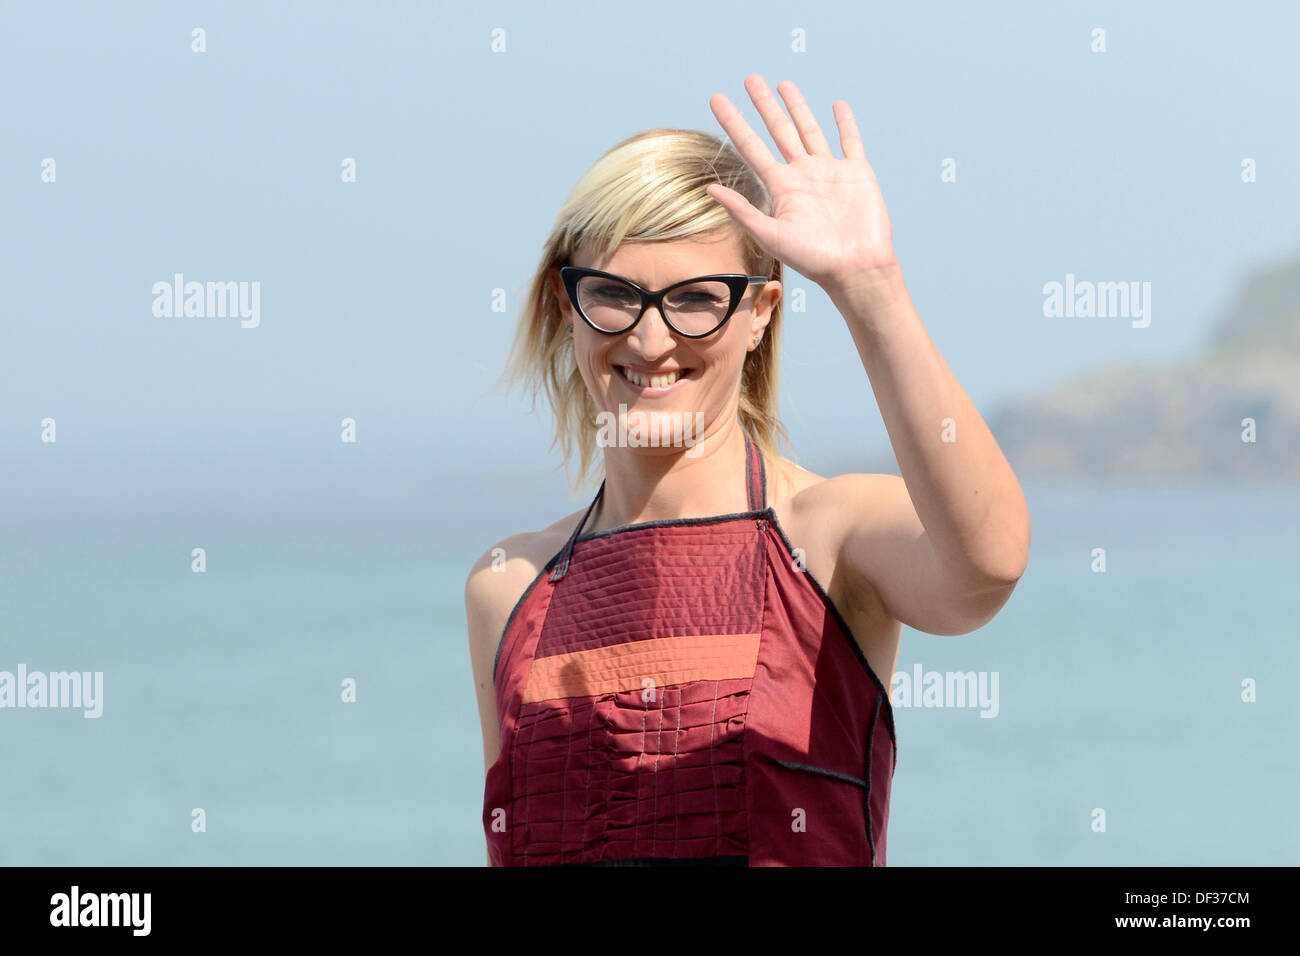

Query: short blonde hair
505,127,789,492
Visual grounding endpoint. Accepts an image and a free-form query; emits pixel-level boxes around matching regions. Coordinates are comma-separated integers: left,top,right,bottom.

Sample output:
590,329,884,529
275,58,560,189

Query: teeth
622,368,681,388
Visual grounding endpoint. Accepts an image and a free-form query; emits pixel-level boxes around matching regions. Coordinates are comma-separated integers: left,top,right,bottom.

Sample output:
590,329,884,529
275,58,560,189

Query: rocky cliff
989,254,1300,480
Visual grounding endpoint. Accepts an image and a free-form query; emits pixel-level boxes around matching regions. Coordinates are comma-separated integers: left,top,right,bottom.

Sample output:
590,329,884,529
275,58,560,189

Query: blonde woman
466,74,1030,866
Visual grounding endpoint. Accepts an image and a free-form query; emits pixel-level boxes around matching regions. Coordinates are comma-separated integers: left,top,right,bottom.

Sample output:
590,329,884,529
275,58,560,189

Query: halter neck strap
549,431,765,582
744,431,767,511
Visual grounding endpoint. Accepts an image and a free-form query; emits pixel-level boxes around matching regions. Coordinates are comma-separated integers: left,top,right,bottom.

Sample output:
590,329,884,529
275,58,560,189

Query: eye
588,282,637,302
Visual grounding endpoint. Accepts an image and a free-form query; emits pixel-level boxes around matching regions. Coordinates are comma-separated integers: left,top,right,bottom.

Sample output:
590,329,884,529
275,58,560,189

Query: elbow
966,511,1031,590
925,569,1024,636
976,555,1028,591
943,583,1020,635
950,546,1029,598
912,532,1030,637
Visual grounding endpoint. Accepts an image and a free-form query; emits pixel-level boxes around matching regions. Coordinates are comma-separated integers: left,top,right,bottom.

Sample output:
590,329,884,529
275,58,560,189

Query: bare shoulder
765,455,911,538
465,505,589,777
463,507,585,647
763,457,920,603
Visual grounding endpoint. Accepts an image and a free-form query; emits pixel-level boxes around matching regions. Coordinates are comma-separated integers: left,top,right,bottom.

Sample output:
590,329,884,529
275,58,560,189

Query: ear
749,279,781,343
549,267,573,321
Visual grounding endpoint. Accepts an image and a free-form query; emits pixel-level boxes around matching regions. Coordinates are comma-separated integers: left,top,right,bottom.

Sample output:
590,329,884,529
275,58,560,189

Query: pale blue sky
4,0,1298,517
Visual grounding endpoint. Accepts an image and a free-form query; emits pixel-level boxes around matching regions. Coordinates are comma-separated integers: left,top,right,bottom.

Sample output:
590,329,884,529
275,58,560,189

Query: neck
586,417,753,534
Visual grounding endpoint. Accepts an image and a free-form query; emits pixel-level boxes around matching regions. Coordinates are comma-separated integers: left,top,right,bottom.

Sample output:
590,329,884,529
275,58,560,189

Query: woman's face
552,230,780,447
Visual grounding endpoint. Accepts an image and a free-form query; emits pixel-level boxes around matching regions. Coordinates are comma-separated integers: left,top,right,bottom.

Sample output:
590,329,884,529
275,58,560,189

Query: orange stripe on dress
523,633,762,704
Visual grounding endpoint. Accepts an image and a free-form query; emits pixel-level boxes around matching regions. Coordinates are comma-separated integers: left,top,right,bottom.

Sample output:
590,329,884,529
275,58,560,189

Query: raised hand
707,74,898,294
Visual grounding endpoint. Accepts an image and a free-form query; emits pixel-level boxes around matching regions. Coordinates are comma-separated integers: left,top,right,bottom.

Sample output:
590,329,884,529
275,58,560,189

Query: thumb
705,184,777,251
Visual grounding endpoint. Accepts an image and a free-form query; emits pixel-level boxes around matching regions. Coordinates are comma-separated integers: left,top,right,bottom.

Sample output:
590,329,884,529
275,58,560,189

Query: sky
3,0,1298,516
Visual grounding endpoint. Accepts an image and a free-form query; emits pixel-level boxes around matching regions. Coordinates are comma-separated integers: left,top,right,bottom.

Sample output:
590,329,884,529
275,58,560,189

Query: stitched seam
865,693,882,866
763,509,899,753
773,759,866,789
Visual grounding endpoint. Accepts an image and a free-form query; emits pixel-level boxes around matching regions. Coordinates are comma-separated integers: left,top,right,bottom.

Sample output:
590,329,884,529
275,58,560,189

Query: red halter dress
483,434,897,866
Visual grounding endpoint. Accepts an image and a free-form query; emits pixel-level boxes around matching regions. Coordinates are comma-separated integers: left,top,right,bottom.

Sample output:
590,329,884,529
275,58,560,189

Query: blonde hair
505,127,790,493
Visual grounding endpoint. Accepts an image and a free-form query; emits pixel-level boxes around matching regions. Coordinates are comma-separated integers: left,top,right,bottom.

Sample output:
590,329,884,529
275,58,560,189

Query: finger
705,184,779,254
744,73,806,162
832,99,866,161
776,80,833,156
708,92,780,179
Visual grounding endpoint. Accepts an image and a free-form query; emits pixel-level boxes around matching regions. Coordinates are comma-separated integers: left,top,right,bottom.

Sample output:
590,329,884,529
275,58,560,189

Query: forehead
575,229,745,284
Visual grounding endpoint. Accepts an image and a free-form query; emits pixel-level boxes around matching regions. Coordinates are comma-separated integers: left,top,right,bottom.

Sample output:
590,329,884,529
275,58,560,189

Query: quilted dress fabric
483,434,897,866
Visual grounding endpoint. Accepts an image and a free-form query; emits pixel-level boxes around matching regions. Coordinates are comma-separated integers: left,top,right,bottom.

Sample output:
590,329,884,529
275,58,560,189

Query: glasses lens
575,275,736,335
663,280,734,335
575,275,641,332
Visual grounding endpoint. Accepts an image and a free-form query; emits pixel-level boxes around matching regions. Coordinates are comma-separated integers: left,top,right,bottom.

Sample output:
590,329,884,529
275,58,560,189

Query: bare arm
464,520,576,865
465,558,504,777
465,553,505,867
828,271,1030,633
706,74,1030,633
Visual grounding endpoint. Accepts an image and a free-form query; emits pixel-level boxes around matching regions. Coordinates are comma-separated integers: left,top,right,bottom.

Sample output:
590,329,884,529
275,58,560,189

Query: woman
466,75,1030,866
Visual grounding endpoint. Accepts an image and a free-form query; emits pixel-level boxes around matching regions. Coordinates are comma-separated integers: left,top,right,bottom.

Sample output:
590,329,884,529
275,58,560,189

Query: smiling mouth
615,366,691,389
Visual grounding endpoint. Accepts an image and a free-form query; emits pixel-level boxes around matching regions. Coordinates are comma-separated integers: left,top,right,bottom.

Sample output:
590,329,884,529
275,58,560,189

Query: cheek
707,328,747,370
707,329,748,370
572,336,613,390
694,344,747,398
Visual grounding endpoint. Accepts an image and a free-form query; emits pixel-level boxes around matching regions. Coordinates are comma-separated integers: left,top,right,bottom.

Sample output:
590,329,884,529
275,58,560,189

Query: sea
2,476,1296,865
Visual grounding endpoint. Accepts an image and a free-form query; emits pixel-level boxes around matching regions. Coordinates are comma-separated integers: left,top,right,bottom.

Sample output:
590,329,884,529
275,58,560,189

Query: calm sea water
1,479,1296,865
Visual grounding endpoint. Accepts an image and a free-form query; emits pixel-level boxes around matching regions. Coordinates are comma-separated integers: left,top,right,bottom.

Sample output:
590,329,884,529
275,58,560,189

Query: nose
626,301,677,361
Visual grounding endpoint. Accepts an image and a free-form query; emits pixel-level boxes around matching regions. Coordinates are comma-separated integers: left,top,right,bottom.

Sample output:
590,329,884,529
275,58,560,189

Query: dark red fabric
483,438,896,866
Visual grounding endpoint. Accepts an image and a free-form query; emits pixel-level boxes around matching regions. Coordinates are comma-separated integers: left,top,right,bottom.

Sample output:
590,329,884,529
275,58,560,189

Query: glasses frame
560,265,769,339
